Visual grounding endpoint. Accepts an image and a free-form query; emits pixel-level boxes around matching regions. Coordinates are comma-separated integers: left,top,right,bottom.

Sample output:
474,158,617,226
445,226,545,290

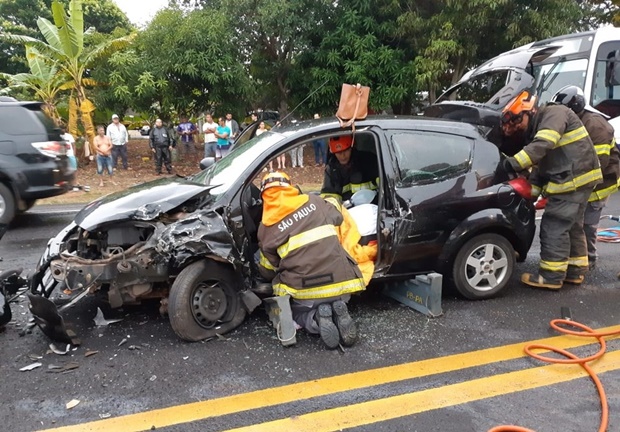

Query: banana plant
0,45,73,124
1,0,134,156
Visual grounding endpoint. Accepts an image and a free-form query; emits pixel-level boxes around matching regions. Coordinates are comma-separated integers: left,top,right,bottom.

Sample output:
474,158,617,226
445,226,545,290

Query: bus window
534,59,588,104
592,41,620,118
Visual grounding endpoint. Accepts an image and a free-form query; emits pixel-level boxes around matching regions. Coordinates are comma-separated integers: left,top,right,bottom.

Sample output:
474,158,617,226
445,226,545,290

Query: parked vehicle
139,124,151,136
0,100,75,223
29,115,536,343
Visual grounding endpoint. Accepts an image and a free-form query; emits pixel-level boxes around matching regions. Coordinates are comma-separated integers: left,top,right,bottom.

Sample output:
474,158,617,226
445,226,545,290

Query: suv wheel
0,184,15,224
168,260,246,342
452,233,515,300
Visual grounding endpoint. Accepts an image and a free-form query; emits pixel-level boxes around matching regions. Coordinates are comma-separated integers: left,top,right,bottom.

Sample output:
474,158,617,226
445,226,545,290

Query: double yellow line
42,324,620,432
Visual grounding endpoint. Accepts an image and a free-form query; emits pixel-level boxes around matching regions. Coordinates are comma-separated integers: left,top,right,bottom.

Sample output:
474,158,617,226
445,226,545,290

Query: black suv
29,115,536,344
0,100,75,223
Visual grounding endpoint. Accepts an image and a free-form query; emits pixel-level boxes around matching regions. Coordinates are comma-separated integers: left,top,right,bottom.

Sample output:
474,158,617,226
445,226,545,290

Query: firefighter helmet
260,171,291,192
329,135,353,153
551,85,586,114
501,90,537,125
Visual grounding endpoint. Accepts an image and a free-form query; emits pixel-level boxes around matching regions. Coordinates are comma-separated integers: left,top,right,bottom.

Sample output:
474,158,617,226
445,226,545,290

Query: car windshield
187,131,285,198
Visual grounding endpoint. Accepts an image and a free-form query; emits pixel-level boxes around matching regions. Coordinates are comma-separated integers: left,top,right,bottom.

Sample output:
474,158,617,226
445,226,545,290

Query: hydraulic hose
489,319,620,432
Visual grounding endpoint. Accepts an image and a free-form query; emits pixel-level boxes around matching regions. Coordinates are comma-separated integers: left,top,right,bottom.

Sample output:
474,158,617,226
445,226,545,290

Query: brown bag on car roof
336,83,370,129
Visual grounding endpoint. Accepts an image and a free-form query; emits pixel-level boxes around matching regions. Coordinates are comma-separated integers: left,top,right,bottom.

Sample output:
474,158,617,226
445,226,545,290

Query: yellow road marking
40,325,620,432
225,350,620,432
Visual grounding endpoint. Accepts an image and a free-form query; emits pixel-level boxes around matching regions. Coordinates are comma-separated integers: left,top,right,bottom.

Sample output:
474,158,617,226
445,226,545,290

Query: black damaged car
28,116,536,343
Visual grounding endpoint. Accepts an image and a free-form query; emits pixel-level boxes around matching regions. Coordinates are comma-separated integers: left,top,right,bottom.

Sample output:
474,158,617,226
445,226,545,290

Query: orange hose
489,319,619,432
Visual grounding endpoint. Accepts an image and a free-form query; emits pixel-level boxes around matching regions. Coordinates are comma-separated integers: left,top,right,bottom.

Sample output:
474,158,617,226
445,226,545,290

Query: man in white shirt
106,114,129,170
202,113,218,158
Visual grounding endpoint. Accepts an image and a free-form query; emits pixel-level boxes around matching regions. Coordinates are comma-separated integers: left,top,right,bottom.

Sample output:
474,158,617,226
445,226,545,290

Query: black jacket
149,126,176,148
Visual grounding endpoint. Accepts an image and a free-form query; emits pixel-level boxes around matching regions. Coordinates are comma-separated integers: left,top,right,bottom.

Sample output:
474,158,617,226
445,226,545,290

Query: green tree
0,0,132,76
96,6,251,120
2,0,133,155
0,45,72,122
292,0,419,116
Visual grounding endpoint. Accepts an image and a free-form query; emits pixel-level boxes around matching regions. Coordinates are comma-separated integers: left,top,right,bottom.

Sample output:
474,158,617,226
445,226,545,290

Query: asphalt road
1,197,620,432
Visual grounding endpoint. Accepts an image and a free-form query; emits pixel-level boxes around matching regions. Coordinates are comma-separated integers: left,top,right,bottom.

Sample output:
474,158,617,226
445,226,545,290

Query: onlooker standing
225,113,240,147
60,125,77,170
289,145,305,168
312,114,327,167
106,114,129,170
215,117,231,159
149,119,176,175
176,115,197,162
202,113,218,158
94,125,113,187
255,121,267,137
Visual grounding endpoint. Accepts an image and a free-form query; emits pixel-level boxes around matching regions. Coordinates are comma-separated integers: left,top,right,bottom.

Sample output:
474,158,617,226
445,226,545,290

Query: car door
385,129,476,276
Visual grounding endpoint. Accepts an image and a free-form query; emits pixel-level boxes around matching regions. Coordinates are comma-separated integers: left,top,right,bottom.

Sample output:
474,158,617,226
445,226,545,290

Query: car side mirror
199,157,216,170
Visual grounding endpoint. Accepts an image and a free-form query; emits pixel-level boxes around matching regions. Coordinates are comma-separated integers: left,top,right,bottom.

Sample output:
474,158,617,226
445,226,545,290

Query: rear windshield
0,103,58,136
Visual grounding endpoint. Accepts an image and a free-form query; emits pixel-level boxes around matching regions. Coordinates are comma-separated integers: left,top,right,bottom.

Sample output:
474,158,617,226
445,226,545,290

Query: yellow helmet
260,171,291,192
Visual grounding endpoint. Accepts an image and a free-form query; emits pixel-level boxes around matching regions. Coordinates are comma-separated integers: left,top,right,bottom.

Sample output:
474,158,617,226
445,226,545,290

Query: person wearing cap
149,118,176,175
321,135,379,203
257,171,366,349
551,85,620,270
106,114,129,170
501,90,602,290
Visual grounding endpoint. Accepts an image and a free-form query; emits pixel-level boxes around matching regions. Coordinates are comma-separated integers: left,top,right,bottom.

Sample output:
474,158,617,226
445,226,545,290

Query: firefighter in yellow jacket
257,171,366,349
502,90,602,289
551,85,620,270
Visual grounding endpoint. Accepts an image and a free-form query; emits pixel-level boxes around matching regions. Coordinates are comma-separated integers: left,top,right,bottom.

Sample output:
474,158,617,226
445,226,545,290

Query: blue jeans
313,139,327,165
205,141,217,158
97,154,113,175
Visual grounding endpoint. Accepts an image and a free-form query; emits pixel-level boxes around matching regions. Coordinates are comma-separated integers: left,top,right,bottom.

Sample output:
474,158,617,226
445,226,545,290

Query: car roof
0,100,45,110
274,115,484,140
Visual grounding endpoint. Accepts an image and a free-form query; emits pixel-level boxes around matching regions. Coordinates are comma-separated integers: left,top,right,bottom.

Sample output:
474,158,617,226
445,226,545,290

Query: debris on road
65,399,80,410
93,308,123,327
149,375,157,382
19,362,42,371
118,338,128,347
84,350,98,357
49,343,71,355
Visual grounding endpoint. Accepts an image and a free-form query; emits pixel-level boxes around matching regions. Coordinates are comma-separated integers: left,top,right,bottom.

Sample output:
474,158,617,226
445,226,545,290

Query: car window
0,105,49,135
392,131,473,186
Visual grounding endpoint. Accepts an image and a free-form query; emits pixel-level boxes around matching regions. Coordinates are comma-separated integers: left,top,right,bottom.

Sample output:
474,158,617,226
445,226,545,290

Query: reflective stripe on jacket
510,104,602,196
321,149,379,202
257,194,365,300
579,110,620,202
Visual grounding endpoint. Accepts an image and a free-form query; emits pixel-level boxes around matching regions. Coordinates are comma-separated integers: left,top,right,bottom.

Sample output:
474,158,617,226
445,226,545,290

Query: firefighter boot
317,303,339,349
521,273,563,290
564,275,585,285
332,300,357,347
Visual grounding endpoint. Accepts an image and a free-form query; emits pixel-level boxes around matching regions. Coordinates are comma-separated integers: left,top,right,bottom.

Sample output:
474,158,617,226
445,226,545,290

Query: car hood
75,177,215,230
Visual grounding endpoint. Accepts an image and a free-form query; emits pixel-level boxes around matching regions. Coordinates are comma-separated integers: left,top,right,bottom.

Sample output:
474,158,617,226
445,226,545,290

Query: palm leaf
82,34,135,66
36,17,64,54
81,78,98,87
58,80,75,91
70,0,84,51
51,0,80,58
25,46,51,80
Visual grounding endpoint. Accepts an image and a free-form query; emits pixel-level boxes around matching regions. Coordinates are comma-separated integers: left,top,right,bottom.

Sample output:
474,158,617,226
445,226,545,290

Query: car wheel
168,260,247,342
452,233,515,300
0,184,15,224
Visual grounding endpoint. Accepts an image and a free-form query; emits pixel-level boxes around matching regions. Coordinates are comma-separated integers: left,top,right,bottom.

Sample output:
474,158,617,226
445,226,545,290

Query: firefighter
551,85,620,270
257,171,366,349
502,90,602,289
321,135,379,203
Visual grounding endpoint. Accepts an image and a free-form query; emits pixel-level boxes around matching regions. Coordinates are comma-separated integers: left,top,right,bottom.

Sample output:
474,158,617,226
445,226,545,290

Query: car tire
168,260,246,342
0,183,16,224
452,233,515,300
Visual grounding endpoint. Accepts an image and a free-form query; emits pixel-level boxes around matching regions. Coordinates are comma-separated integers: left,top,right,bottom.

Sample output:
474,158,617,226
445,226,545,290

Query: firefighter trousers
539,189,592,283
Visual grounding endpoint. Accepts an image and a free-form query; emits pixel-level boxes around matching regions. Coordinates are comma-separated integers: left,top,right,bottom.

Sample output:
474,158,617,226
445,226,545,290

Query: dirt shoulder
38,139,325,206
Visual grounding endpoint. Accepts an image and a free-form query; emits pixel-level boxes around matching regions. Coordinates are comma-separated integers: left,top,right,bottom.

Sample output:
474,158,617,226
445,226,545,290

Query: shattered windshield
188,131,285,198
